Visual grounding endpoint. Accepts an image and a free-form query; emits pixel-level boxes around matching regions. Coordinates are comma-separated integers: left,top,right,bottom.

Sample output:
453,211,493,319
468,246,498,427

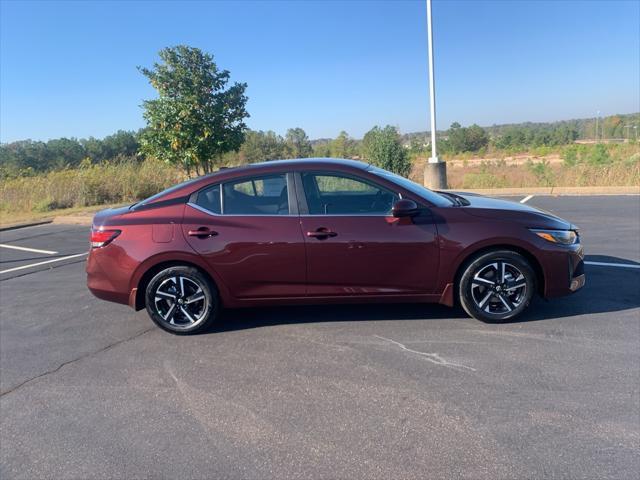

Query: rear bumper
86,248,132,307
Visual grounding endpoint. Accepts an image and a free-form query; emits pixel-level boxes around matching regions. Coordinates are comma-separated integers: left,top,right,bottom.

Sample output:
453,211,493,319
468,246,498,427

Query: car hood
450,192,576,230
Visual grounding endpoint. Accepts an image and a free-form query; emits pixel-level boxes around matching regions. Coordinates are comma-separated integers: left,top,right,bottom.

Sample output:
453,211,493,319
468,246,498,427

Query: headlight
530,228,578,245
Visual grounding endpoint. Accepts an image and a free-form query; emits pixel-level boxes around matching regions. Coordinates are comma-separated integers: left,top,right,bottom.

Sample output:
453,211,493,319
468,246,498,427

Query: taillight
90,228,121,248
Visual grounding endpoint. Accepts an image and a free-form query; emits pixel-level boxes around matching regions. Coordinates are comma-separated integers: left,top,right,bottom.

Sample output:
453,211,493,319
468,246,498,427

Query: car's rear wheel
145,266,219,334
458,250,535,322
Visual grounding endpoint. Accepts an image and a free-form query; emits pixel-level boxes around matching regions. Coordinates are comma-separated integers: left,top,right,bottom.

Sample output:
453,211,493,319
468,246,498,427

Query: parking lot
1,195,639,479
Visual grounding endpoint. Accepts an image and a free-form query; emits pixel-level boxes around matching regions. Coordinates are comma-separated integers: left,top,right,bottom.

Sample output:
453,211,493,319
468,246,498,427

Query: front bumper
569,273,586,292
543,243,585,297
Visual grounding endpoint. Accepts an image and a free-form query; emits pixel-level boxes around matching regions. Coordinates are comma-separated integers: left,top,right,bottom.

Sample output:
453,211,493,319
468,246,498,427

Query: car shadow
204,254,640,334
517,254,640,323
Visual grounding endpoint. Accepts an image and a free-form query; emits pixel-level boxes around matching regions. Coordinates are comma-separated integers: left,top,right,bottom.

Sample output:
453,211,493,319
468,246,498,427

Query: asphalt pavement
1,195,639,479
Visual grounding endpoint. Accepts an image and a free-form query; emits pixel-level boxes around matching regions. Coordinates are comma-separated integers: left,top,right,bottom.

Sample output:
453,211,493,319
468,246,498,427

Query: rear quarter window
194,184,221,214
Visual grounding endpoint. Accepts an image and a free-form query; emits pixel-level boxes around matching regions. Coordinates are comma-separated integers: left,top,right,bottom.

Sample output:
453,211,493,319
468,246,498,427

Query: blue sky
1,0,638,142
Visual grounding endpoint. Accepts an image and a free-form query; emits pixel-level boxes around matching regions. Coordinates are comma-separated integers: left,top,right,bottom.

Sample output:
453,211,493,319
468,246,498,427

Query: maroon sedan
87,158,585,334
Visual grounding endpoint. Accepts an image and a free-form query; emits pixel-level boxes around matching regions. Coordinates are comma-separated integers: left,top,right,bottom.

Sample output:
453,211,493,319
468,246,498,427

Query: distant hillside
399,112,640,145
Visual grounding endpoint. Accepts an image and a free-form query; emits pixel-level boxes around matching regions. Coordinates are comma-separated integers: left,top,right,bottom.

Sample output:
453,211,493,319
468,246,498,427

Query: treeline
486,113,639,142
239,129,357,163
403,113,639,153
2,113,638,177
0,126,390,177
0,130,141,175
236,126,408,176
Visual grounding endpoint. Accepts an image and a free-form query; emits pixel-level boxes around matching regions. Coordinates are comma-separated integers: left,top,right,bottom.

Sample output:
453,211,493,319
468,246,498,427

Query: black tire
458,250,535,323
145,266,219,335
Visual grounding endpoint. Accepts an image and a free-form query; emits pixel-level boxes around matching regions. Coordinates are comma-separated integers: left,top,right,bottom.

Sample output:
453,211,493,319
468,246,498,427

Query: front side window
223,174,289,215
301,172,399,215
368,166,452,207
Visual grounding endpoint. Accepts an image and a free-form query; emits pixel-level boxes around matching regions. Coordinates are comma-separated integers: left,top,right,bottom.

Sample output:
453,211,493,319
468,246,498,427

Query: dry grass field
410,143,640,189
1,143,638,226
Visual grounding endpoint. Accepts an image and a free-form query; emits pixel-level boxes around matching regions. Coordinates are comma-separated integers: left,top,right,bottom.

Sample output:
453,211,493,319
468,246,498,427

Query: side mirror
392,199,419,218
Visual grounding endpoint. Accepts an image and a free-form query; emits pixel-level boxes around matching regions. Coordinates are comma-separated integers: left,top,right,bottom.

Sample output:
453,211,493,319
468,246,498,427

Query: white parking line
0,252,88,274
584,261,640,269
520,195,534,204
0,244,58,255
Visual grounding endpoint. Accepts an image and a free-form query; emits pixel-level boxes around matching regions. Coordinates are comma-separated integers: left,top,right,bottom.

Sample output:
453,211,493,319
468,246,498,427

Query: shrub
527,159,554,186
361,125,410,176
562,145,579,166
587,144,611,165
461,172,508,189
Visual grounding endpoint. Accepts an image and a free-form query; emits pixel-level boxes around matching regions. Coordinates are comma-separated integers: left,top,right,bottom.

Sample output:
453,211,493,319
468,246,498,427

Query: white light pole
427,0,438,163
423,0,447,189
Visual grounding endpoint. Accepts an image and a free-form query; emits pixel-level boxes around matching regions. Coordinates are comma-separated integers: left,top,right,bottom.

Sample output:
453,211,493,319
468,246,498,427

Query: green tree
139,45,249,175
0,140,49,172
361,125,410,176
240,130,286,163
587,144,611,165
46,138,85,169
285,128,312,158
330,131,356,158
102,130,140,160
448,122,489,153
80,137,106,163
312,140,331,158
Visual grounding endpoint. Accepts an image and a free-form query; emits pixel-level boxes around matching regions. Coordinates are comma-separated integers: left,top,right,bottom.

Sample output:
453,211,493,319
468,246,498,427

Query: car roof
143,158,371,204
226,157,368,172
196,158,370,187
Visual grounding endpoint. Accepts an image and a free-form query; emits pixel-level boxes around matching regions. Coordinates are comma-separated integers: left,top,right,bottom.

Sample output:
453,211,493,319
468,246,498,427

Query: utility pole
423,0,447,189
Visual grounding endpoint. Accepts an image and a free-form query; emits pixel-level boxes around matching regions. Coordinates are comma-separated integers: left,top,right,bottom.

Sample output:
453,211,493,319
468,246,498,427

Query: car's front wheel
145,265,219,334
458,250,535,322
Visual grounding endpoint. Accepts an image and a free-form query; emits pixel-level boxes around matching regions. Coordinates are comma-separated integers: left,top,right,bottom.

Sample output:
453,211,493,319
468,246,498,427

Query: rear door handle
188,227,218,238
306,228,337,239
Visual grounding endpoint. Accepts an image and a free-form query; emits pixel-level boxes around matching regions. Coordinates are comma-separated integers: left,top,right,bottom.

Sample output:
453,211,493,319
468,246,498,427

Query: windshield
368,167,452,207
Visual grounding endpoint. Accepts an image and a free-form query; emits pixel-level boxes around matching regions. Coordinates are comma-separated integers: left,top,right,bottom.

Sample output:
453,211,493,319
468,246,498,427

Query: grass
0,159,181,226
410,143,640,189
1,143,638,227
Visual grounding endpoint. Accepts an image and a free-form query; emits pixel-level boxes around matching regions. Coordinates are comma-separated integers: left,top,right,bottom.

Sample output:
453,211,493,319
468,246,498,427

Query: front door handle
188,227,218,238
307,228,338,239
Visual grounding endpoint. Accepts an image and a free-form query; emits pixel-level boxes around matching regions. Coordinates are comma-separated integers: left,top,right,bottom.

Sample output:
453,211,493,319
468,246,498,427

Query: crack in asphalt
374,335,477,372
0,327,154,398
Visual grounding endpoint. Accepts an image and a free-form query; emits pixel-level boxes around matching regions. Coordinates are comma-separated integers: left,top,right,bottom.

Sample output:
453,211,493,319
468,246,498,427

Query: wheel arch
453,244,545,299
132,255,227,311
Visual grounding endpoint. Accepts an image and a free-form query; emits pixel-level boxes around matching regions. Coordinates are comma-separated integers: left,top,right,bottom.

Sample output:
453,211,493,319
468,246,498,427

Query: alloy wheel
153,275,209,330
470,261,527,315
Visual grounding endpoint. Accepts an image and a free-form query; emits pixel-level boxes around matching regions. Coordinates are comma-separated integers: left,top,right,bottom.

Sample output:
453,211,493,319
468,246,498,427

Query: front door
182,172,306,299
297,171,440,296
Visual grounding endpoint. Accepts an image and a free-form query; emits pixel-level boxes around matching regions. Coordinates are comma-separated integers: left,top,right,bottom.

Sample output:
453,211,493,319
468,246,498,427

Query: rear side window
194,184,221,214
223,174,289,215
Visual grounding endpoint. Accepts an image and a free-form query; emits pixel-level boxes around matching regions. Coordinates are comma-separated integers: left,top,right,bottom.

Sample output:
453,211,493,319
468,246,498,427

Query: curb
444,186,640,196
0,219,53,232
52,215,94,226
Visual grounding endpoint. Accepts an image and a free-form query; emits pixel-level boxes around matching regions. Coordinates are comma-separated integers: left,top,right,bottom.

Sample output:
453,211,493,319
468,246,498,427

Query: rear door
182,172,306,299
297,171,440,296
